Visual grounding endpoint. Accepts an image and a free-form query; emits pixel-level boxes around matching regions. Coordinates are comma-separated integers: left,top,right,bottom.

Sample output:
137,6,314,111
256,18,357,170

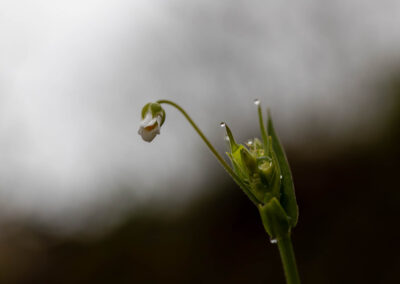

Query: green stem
156,99,260,206
277,233,301,284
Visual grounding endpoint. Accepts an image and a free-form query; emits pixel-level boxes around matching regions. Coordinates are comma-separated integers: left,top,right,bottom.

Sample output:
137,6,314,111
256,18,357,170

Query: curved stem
157,99,260,205
277,233,301,284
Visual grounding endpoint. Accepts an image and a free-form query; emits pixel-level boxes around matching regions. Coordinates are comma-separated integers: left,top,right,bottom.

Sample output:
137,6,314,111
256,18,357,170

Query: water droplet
220,122,226,128
280,175,283,180
224,135,230,141
253,99,260,105
270,238,278,244
247,139,253,145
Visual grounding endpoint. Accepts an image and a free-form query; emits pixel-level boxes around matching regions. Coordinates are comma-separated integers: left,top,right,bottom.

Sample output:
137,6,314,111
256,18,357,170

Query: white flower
138,112,162,142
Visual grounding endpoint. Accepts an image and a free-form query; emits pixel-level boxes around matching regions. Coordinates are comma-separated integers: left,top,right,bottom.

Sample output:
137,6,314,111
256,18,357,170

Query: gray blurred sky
1,0,400,228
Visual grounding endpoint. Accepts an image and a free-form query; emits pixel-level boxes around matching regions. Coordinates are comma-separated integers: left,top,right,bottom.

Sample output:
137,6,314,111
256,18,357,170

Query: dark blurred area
1,77,399,284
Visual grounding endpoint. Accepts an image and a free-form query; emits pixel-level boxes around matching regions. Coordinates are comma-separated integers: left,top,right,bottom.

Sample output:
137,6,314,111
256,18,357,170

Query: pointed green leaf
257,104,270,154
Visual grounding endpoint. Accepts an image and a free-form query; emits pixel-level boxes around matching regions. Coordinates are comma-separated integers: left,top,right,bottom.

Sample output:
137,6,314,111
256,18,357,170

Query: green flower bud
257,157,274,182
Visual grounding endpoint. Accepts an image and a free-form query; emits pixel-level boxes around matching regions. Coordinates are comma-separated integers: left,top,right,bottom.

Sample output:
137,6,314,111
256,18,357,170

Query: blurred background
1,0,400,283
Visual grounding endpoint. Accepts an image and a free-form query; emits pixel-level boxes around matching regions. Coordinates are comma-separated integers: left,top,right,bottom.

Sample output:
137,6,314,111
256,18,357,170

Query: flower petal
138,112,161,142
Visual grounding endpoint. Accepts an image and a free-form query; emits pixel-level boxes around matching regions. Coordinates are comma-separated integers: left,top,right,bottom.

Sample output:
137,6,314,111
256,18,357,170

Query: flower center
144,122,158,131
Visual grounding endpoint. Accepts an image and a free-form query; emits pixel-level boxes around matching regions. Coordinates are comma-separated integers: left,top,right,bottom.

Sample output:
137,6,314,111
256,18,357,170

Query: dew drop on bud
220,122,226,128
270,238,278,244
253,98,260,105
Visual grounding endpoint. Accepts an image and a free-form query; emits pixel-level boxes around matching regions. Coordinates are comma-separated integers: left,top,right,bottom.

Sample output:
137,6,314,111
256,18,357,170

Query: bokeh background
1,1,400,283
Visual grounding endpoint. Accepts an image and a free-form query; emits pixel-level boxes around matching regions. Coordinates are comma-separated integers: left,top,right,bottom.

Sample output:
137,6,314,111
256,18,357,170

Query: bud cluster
226,134,282,205
223,103,298,239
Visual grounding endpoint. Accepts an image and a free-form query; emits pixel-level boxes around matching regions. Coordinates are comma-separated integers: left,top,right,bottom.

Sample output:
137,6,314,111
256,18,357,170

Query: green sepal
227,151,248,181
269,139,282,198
256,103,270,155
141,103,166,126
267,111,298,227
240,147,257,174
258,197,290,239
224,124,239,153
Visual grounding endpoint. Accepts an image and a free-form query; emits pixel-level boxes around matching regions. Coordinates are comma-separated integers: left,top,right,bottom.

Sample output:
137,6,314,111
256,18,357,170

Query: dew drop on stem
253,98,260,105
220,122,226,128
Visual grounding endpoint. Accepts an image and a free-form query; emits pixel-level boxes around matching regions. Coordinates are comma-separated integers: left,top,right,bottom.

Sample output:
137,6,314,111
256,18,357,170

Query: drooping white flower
138,113,162,142
138,102,165,142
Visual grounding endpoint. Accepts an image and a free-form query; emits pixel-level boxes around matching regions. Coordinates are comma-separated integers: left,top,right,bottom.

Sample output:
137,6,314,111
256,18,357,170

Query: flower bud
257,158,274,182
138,103,166,142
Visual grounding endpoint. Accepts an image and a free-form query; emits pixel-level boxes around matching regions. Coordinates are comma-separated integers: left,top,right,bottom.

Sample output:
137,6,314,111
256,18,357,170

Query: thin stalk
156,99,260,206
277,233,301,284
